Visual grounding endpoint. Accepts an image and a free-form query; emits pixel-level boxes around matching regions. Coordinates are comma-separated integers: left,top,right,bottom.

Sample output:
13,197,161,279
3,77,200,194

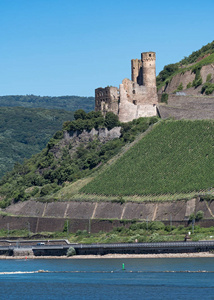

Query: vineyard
81,120,214,196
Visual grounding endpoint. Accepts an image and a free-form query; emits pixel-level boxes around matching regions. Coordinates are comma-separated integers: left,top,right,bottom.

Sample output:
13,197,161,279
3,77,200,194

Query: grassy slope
81,120,214,196
0,107,74,177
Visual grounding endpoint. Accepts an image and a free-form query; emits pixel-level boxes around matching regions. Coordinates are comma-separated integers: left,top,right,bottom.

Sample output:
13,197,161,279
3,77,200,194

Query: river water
0,258,213,299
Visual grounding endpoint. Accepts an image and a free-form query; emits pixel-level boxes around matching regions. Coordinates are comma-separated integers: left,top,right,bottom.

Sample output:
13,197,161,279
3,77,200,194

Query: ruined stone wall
157,94,214,120
95,86,119,116
131,59,143,85
95,51,158,123
118,78,158,122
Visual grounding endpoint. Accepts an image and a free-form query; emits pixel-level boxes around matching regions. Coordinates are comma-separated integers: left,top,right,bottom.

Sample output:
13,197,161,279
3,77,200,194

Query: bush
149,221,165,231
161,93,168,104
196,210,204,221
206,73,212,82
177,83,183,91
189,213,195,221
186,82,192,89
192,67,203,88
201,82,214,95
67,246,76,257
40,184,53,196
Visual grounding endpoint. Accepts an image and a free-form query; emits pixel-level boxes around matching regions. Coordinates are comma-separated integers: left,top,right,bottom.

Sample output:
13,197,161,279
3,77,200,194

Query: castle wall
95,86,119,116
95,51,158,122
118,78,157,122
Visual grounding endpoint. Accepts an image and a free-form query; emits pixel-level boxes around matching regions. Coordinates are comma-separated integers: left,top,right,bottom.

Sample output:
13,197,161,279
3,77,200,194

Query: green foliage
173,83,184,94
40,184,54,196
180,41,214,65
161,93,168,104
186,82,192,89
196,210,204,221
177,83,183,91
189,213,195,221
0,95,94,112
0,107,74,178
63,111,105,132
66,246,76,256
206,73,212,82
63,220,69,233
104,112,120,130
192,67,203,87
74,109,87,120
201,82,214,95
82,120,214,196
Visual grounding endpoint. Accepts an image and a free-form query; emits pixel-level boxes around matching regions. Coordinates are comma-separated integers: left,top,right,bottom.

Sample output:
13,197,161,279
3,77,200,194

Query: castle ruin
95,52,158,122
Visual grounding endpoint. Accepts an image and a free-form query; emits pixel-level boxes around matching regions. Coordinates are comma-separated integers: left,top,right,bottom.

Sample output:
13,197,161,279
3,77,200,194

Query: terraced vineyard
81,120,214,196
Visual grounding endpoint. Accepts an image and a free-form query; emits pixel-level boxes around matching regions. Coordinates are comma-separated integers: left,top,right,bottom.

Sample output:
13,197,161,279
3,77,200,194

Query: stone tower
141,52,156,87
131,59,143,85
131,52,156,87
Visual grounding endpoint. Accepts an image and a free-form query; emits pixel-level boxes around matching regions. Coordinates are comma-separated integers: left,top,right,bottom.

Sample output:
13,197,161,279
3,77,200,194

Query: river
0,258,213,299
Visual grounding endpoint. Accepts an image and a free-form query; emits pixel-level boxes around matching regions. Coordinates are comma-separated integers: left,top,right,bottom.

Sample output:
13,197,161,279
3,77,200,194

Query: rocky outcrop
51,127,121,159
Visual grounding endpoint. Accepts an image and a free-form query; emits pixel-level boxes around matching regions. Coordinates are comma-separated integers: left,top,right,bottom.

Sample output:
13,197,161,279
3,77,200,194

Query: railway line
0,240,214,256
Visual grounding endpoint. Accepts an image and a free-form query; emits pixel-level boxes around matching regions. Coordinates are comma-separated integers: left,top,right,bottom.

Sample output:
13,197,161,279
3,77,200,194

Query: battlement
141,52,156,61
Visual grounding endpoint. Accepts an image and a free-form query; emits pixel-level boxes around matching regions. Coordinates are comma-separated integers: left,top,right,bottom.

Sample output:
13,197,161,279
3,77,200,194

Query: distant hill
0,107,74,178
0,95,95,112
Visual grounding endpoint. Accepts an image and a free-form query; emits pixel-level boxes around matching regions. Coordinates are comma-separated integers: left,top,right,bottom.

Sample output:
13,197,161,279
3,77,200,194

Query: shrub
201,82,214,95
186,82,192,89
192,67,203,88
149,221,165,231
206,73,212,82
196,210,204,221
177,83,183,91
40,184,53,196
189,213,195,221
161,93,168,104
67,246,76,257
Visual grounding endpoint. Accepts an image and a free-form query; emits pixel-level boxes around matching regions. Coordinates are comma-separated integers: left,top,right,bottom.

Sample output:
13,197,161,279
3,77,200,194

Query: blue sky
0,0,213,97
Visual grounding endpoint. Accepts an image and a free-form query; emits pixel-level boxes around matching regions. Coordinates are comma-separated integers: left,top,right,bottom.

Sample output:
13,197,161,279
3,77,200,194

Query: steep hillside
82,120,214,196
0,107,74,178
0,95,95,112
0,112,158,208
157,41,214,97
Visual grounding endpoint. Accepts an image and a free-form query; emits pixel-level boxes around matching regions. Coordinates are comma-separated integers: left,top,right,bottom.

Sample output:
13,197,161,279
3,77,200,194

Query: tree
104,112,120,130
74,109,87,120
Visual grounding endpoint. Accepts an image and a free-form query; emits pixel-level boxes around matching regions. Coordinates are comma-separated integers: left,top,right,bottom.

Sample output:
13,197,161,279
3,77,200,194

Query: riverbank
1,252,214,259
